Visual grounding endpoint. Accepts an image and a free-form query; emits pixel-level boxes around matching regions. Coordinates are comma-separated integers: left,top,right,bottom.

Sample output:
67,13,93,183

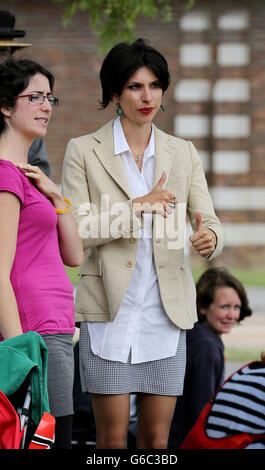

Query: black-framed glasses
13,93,59,107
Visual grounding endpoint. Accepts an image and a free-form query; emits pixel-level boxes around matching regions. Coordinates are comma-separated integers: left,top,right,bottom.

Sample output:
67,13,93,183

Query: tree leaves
53,0,195,55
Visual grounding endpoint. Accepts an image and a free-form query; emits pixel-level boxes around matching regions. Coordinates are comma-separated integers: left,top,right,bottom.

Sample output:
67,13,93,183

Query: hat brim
0,30,26,38
0,39,31,48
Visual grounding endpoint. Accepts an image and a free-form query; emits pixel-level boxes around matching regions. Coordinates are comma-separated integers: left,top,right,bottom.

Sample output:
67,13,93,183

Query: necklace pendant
136,154,140,164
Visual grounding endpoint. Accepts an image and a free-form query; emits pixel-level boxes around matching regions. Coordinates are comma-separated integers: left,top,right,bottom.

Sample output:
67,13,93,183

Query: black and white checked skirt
79,322,186,396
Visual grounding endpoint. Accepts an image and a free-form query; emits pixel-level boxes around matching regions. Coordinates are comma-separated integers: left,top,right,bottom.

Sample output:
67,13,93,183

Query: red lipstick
139,107,154,114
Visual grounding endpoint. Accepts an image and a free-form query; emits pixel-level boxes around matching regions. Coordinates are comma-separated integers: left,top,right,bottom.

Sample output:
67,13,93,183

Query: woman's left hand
189,212,217,257
16,162,61,201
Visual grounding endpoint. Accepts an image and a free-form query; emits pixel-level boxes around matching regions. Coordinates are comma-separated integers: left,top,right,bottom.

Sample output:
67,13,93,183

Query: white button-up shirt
88,117,180,363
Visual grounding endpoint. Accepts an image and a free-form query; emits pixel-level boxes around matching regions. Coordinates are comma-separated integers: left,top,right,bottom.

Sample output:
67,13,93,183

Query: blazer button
126,260,133,268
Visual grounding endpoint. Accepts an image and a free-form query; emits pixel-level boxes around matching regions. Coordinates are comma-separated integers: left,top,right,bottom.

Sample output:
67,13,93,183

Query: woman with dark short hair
62,38,224,449
168,267,252,449
0,57,83,448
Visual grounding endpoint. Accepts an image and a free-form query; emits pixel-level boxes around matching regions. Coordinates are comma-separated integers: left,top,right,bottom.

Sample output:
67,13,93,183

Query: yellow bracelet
55,198,72,214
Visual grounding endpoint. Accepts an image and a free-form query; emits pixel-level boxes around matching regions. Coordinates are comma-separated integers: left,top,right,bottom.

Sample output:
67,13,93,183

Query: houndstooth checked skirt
79,322,186,396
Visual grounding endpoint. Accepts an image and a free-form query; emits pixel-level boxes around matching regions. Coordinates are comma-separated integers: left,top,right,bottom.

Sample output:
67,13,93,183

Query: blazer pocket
179,265,197,322
75,272,109,314
79,257,103,277
75,258,109,314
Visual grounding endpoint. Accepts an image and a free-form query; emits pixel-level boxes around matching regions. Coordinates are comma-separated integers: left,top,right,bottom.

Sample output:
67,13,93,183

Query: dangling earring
160,104,166,112
116,103,123,116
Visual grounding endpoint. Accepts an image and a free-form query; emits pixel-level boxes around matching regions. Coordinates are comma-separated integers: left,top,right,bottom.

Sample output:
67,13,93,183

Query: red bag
0,390,22,449
28,412,55,449
0,389,55,449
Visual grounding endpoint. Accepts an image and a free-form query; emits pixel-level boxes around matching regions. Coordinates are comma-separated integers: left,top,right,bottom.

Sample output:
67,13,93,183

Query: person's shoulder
67,119,114,149
0,159,24,180
188,323,223,349
188,324,224,365
154,125,191,149
0,159,26,202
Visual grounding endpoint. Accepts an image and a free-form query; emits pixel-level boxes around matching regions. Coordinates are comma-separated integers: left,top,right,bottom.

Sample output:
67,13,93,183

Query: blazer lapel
152,125,176,239
153,124,175,187
92,120,133,199
91,121,175,199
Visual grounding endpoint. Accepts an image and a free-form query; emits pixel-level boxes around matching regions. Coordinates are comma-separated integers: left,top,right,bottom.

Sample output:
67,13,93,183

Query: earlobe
199,308,207,316
0,107,12,118
112,95,119,105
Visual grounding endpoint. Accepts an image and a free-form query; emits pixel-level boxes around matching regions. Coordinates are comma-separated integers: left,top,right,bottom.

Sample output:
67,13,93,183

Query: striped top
206,361,265,449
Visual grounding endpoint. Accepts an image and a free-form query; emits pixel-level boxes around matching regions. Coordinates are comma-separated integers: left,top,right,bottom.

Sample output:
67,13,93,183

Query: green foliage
66,265,265,287
225,348,261,362
53,0,195,54
65,265,80,285
192,267,265,287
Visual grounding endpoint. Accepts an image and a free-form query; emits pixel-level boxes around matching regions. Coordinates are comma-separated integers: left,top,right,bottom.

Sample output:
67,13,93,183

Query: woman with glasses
62,38,224,449
0,57,83,448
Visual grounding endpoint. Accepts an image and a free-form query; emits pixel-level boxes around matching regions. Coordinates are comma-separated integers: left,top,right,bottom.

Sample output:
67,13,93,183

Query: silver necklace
131,147,146,164
135,153,141,164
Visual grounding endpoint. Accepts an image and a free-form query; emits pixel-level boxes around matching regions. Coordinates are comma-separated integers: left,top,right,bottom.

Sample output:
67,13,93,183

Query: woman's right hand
15,163,62,203
132,171,176,218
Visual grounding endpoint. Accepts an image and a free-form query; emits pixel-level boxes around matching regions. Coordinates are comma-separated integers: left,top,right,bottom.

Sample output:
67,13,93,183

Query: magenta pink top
0,159,75,336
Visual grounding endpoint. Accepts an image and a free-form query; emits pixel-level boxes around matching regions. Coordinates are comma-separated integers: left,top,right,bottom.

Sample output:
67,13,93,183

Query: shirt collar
113,116,155,159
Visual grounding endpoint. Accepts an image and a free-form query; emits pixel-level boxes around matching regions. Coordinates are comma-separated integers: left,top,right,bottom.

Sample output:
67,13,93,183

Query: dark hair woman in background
168,267,252,448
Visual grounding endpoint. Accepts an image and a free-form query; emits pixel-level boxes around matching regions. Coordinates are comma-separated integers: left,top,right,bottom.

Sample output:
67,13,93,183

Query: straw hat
0,10,31,51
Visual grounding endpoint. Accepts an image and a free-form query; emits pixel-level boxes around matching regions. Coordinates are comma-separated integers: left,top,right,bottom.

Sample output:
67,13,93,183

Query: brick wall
2,0,265,270
173,0,265,270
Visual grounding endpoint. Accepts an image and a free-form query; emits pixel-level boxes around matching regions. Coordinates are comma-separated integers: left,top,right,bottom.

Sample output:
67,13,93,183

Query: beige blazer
62,119,224,330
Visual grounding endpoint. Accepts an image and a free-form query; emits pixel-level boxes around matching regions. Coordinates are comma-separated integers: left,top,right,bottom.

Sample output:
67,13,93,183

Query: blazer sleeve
187,141,224,260
62,137,142,252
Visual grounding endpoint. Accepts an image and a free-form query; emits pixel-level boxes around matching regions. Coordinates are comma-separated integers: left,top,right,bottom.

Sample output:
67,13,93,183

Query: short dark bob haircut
0,57,55,137
99,38,170,109
196,267,252,323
